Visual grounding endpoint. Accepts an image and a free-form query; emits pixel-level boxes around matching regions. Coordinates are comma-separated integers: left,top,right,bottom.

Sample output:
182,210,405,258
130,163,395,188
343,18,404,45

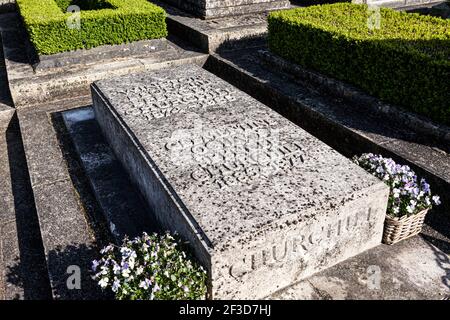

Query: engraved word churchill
117,76,236,120
229,207,379,279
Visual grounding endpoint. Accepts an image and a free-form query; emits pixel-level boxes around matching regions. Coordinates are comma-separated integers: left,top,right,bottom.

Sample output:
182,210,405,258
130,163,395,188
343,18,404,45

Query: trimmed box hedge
268,3,450,126
17,0,168,55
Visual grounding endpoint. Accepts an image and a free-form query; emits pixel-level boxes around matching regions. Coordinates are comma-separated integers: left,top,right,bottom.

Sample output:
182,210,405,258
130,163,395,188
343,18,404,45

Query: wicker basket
382,209,429,245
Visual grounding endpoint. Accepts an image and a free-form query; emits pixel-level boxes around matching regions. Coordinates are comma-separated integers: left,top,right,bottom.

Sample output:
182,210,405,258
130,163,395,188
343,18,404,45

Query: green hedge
17,0,168,55
268,4,450,126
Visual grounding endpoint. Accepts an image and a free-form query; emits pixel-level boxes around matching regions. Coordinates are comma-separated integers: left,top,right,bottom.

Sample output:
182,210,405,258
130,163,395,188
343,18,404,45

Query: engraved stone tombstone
161,0,291,19
92,64,389,299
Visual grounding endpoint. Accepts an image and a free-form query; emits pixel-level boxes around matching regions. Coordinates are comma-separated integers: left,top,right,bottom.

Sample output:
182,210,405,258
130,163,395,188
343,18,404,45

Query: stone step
17,96,112,300
92,64,389,299
0,115,23,300
0,116,53,300
151,0,300,53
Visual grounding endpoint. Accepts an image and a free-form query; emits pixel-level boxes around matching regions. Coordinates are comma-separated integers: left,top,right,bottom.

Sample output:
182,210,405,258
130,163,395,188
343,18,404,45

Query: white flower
129,257,136,270
393,188,400,198
100,266,108,275
113,263,121,275
432,195,441,206
136,266,144,275
98,277,109,289
139,279,151,290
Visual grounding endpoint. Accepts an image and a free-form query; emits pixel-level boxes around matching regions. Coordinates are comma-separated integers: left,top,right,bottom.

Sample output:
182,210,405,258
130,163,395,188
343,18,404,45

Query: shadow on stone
60,106,160,243
46,243,112,299
5,114,52,300
50,110,112,249
420,234,450,291
215,34,266,54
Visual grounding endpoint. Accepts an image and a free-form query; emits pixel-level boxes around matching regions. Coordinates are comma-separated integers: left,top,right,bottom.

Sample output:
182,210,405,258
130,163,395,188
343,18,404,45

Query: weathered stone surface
92,64,389,299
0,105,14,133
270,235,450,299
161,0,290,19
0,129,23,300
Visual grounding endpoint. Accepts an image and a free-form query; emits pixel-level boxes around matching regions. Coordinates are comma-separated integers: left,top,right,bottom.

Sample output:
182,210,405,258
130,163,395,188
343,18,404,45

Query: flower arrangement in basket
92,232,207,300
353,153,441,245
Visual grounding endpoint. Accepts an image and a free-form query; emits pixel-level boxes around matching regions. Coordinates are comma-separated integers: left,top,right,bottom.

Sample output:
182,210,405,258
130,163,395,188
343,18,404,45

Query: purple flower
139,278,152,290
92,259,100,272
112,279,121,292
354,153,441,217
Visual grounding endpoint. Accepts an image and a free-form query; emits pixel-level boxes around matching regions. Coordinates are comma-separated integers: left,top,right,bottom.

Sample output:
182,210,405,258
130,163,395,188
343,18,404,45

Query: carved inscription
229,207,379,278
117,76,236,120
166,119,305,188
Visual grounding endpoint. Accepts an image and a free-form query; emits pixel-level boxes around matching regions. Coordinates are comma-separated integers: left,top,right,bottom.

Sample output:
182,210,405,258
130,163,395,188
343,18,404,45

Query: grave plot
92,64,389,299
0,10,207,108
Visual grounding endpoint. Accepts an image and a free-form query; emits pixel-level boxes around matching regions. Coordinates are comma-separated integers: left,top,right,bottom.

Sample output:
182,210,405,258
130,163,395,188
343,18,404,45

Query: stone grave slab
92,64,389,299
161,0,290,19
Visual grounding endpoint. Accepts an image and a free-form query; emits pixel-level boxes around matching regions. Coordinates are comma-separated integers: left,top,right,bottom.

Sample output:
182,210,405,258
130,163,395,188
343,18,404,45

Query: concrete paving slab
270,235,450,299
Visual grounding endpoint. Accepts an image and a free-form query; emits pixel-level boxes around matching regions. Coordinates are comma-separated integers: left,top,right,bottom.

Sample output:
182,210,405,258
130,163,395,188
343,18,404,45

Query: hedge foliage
17,0,168,55
268,3,450,126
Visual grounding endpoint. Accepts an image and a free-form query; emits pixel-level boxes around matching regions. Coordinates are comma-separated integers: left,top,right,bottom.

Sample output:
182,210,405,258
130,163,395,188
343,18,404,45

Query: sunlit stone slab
92,64,389,299
161,0,291,19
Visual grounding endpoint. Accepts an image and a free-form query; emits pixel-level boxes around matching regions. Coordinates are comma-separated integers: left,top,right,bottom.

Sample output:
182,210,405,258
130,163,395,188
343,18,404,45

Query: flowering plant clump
353,153,441,217
92,232,207,300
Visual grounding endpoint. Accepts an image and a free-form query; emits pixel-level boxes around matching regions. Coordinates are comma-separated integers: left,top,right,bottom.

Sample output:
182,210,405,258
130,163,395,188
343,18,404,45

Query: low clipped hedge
17,0,168,55
268,3,450,126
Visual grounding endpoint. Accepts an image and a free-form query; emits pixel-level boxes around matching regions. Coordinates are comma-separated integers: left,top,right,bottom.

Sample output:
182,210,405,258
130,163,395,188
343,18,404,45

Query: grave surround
92,64,389,299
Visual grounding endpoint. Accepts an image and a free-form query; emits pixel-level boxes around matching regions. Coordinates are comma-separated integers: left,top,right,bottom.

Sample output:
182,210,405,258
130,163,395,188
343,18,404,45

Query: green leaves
92,232,208,300
268,4,450,126
16,0,168,55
